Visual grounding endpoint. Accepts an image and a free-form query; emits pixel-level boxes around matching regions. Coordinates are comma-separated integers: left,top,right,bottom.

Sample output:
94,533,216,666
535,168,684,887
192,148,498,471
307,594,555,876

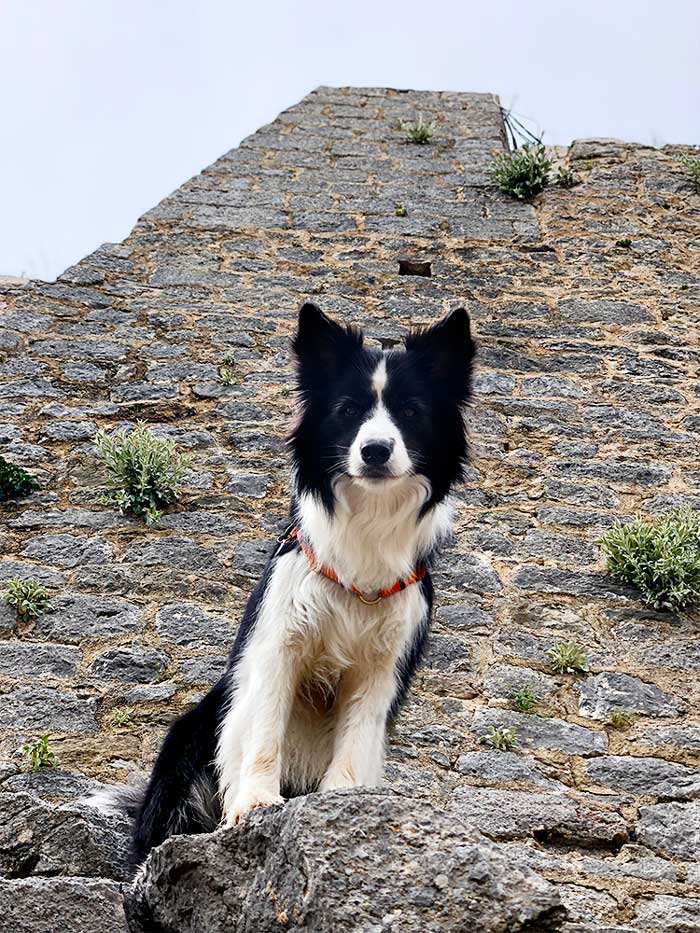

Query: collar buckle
356,592,383,606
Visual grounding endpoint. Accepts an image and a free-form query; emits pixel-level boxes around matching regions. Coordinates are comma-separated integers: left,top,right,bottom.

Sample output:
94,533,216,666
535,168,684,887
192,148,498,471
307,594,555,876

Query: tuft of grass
3,578,52,622
0,456,40,502
95,422,192,525
681,155,700,194
402,116,436,145
600,508,700,612
219,352,236,386
555,165,579,188
489,144,552,200
111,706,134,727
20,735,58,772
479,725,518,752
609,708,635,730
615,238,633,249
546,640,588,675
512,687,537,713
394,202,408,217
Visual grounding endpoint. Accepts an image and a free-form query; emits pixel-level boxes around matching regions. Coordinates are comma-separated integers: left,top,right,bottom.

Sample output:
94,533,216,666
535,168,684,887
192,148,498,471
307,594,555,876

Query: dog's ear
293,303,363,385
405,308,475,398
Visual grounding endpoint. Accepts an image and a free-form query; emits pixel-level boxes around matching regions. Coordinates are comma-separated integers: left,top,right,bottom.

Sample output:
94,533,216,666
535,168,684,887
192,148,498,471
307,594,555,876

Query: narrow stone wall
1,86,699,929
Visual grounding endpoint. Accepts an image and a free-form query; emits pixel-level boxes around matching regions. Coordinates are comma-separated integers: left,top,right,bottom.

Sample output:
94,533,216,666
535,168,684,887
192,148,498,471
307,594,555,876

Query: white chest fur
215,477,451,826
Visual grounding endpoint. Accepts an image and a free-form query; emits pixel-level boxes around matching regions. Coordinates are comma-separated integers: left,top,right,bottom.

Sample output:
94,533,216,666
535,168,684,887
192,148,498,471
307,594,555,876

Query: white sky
1,0,698,281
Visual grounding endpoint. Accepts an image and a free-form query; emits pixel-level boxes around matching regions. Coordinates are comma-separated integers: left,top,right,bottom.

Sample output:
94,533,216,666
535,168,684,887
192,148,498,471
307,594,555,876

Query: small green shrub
600,508,700,612
219,352,236,386
616,238,633,249
3,578,52,622
95,422,192,525
512,687,537,713
555,166,578,188
111,706,134,726
0,456,40,502
681,155,700,194
394,202,408,217
489,144,552,200
609,708,635,730
402,116,436,145
546,641,587,675
479,725,518,751
20,735,57,772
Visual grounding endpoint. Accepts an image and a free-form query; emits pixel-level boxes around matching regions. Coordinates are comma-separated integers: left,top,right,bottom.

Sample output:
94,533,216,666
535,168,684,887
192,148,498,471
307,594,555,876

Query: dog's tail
83,783,146,821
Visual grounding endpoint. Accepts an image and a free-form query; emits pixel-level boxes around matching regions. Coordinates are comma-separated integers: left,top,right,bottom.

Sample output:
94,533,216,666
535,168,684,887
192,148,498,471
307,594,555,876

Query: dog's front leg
217,632,298,827
319,659,397,791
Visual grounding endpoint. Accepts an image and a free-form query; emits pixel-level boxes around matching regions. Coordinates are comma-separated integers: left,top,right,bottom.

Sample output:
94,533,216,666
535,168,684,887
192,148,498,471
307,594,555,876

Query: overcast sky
1,0,698,281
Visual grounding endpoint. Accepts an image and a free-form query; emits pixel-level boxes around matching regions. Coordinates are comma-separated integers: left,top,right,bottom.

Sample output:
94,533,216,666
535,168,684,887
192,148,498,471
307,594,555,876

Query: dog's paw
318,767,357,792
222,788,284,828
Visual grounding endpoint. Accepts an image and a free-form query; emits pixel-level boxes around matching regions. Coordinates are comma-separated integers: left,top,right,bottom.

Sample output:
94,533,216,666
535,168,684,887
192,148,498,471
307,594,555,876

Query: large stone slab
0,877,128,933
451,786,628,847
0,790,129,880
127,789,566,933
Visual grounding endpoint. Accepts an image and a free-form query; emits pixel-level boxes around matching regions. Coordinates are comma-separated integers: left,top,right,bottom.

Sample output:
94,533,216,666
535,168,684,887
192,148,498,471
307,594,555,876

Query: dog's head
290,303,475,511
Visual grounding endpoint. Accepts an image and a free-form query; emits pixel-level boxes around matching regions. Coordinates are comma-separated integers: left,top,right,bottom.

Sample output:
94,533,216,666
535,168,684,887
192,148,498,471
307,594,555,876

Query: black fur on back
129,545,289,866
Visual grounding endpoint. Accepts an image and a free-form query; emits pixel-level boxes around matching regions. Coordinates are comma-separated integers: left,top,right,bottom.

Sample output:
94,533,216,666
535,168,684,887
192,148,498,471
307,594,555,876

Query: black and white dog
92,303,475,865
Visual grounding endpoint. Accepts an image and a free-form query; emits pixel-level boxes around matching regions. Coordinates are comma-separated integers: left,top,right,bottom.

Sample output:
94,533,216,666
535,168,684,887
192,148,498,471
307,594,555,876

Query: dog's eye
401,405,417,418
340,402,360,418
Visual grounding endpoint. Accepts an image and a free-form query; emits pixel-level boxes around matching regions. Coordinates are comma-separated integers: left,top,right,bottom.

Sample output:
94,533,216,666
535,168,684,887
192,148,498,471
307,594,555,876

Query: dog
89,302,475,865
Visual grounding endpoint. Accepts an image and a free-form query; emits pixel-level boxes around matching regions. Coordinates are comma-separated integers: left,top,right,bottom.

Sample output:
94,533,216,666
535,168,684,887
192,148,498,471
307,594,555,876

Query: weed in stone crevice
512,687,537,713
479,725,518,752
394,202,408,217
19,734,58,772
600,508,700,612
95,422,192,525
0,456,40,502
681,154,700,194
3,578,52,622
488,144,552,200
555,165,579,188
615,238,633,249
609,708,635,730
111,707,134,727
219,352,236,385
402,116,436,145
546,641,588,675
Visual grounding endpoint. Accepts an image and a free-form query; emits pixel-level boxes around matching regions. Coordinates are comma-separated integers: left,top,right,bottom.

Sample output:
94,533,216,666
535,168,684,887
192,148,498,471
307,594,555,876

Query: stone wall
1,86,699,930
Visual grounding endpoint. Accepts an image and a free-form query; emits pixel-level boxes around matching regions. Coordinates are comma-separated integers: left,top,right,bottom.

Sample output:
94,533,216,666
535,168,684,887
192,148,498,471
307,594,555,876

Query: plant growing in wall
3,578,52,622
681,155,700,194
401,116,436,145
489,144,551,200
600,508,700,612
479,725,518,751
609,708,635,730
111,707,134,727
95,422,192,525
19,735,58,772
512,687,537,712
0,456,40,502
546,641,587,675
555,165,579,188
219,352,236,386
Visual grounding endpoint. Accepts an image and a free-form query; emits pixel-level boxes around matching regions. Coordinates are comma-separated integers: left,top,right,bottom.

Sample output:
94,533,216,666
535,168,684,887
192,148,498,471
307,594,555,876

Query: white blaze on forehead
371,356,388,404
346,354,412,479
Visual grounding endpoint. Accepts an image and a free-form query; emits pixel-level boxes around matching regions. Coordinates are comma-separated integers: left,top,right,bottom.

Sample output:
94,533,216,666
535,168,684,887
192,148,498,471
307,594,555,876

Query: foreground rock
0,790,130,880
0,877,128,933
127,789,566,932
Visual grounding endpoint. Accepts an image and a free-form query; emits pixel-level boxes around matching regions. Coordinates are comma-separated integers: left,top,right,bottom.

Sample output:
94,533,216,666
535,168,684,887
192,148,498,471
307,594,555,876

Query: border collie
90,303,475,865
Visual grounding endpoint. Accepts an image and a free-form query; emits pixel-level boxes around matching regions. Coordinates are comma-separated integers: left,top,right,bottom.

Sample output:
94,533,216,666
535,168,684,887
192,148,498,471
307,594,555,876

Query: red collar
287,527,425,605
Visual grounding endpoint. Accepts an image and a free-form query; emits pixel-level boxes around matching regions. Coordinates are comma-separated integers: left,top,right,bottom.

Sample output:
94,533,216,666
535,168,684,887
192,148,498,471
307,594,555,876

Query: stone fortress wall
1,86,699,930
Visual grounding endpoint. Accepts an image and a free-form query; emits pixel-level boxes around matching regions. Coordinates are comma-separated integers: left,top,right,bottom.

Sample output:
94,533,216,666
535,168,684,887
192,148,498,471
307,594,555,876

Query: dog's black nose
360,440,394,465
